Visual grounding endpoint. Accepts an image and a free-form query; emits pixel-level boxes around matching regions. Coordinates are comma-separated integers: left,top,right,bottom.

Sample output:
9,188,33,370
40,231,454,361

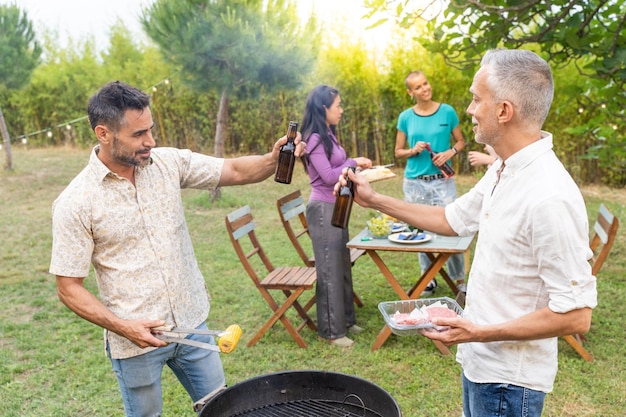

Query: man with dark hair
50,81,304,416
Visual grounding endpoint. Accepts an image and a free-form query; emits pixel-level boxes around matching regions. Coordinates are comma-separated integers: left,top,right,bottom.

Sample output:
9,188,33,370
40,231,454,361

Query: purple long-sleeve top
306,130,356,203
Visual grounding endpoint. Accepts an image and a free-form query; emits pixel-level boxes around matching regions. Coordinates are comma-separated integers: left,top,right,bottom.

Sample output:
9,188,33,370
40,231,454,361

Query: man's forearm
220,153,277,186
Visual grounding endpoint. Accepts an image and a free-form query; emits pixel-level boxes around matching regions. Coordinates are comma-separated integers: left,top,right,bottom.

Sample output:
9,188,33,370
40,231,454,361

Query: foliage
363,0,626,185
314,37,387,163
0,3,42,169
0,3,41,90
6,24,174,147
1,2,624,185
1,147,626,416
141,0,320,169
142,0,317,96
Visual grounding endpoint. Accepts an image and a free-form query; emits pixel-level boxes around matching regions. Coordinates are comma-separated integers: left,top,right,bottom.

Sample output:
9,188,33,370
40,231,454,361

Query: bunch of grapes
367,216,392,238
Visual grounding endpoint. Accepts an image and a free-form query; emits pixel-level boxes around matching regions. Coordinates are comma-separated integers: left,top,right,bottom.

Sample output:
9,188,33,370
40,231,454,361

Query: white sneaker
421,279,438,296
348,325,363,334
456,283,467,293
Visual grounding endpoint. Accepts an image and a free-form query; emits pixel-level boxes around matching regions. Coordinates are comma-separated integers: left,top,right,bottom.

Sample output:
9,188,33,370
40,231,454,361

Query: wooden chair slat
562,203,619,362
276,189,365,307
225,205,317,348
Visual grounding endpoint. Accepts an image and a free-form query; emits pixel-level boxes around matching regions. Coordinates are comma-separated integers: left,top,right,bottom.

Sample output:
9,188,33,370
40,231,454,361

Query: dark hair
87,81,150,132
300,85,339,164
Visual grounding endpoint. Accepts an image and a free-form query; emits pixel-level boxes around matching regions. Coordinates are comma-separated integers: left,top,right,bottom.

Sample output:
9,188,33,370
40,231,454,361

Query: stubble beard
112,136,152,168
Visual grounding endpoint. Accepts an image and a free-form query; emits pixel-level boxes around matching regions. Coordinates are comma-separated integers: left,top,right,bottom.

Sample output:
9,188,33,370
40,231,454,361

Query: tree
0,3,41,170
365,0,626,185
141,0,319,199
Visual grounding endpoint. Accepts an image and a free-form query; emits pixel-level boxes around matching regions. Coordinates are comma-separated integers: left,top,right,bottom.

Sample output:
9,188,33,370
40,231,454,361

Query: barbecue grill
197,370,402,417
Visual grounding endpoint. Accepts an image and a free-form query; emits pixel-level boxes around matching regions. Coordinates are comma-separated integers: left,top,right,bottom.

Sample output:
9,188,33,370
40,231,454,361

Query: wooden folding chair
225,205,317,348
562,203,619,361
276,189,365,307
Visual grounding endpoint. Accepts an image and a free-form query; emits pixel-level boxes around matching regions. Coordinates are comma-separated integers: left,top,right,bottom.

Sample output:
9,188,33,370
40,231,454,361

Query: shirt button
571,280,579,286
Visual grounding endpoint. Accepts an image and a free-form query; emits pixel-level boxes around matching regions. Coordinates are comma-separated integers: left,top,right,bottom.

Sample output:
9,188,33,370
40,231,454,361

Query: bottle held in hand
274,121,298,184
425,143,455,178
331,166,356,229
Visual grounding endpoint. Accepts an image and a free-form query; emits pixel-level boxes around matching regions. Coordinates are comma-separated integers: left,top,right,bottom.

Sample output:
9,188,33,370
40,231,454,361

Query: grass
1,146,625,416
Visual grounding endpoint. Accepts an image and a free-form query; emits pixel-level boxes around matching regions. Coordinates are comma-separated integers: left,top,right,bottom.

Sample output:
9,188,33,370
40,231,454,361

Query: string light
9,74,178,142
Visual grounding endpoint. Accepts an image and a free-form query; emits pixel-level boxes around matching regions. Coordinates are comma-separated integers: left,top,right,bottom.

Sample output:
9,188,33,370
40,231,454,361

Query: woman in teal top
395,70,466,294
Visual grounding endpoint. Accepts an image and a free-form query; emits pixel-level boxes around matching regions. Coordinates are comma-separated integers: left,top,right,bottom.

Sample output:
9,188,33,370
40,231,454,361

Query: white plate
391,222,408,233
388,232,432,244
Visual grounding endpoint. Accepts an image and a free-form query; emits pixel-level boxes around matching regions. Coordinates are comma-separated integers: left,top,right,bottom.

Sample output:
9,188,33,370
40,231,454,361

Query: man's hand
419,316,478,346
270,132,305,159
119,319,169,348
334,167,376,208
420,306,593,346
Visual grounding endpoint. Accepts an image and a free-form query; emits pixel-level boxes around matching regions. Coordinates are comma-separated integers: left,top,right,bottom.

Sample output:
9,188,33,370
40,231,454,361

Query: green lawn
1,146,625,416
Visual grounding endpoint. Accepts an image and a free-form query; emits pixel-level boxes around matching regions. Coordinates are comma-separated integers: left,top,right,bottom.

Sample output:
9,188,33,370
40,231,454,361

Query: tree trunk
374,115,382,165
0,105,13,171
210,89,229,201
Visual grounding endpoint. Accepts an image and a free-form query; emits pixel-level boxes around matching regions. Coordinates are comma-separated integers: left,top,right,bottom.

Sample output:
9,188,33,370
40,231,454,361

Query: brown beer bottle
331,166,356,228
274,121,298,184
425,143,455,178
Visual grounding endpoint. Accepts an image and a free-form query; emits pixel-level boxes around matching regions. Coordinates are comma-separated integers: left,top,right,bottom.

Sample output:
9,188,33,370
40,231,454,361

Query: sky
13,0,393,53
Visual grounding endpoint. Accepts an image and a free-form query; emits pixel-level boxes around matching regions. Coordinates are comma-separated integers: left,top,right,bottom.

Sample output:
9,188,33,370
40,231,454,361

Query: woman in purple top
301,85,372,348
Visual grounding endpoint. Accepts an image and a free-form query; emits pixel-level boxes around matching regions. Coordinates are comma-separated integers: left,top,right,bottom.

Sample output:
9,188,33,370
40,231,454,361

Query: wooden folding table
347,228,476,354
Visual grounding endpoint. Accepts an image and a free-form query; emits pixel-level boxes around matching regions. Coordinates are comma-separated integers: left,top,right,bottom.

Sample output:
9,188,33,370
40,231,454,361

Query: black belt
416,174,445,181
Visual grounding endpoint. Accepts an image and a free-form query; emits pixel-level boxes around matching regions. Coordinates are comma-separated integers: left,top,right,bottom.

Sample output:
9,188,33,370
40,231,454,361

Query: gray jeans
403,177,466,281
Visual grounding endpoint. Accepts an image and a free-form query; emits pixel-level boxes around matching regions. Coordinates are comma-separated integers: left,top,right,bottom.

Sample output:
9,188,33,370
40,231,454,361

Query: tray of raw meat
378,297,463,336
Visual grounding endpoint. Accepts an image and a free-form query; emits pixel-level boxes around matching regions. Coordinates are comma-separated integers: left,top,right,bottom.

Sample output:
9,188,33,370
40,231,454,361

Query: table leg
407,253,449,298
366,250,410,300
371,324,393,351
420,253,459,296
367,250,453,355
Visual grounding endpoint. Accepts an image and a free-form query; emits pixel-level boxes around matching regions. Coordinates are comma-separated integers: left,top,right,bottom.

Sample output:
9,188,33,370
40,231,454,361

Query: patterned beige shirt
50,146,224,359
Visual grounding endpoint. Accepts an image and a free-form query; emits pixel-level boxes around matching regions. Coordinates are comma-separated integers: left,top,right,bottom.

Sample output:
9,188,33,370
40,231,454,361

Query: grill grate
230,398,384,417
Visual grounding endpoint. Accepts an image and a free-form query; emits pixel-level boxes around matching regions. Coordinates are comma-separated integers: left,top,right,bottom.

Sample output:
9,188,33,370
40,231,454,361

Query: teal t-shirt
396,103,459,178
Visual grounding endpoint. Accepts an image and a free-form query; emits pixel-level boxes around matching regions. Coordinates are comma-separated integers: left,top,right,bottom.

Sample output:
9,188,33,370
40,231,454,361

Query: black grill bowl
198,370,402,417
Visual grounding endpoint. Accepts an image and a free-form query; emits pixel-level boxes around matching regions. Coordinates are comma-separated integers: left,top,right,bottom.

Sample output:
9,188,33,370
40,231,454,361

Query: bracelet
451,147,458,155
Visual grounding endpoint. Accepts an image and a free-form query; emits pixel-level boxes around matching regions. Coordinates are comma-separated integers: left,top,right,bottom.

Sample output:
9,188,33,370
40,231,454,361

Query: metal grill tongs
152,324,242,353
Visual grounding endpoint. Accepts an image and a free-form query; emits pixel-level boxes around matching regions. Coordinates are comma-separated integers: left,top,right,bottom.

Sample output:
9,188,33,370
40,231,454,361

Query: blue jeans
108,322,225,417
462,373,546,417
403,177,465,281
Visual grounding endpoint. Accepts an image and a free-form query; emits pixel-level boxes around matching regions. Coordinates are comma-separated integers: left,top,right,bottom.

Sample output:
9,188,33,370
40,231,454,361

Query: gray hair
480,49,553,127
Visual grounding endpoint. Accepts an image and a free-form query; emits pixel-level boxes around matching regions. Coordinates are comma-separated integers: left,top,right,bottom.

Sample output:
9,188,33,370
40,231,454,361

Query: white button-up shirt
446,132,597,393
50,146,224,359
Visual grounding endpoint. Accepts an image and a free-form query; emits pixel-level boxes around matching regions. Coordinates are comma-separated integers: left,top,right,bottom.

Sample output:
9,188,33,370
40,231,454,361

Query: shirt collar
88,145,131,183
501,131,553,175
